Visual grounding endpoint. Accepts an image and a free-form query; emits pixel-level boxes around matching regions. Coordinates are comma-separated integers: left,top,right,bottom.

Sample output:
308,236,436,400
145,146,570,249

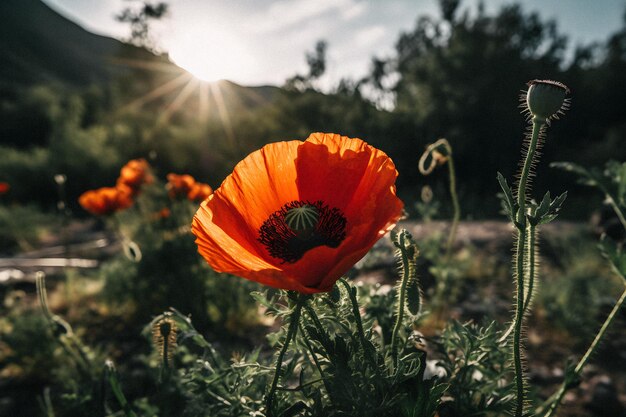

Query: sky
43,0,626,87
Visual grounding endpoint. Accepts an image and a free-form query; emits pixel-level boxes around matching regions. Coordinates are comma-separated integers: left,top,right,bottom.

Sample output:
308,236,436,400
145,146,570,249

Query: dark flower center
258,200,347,263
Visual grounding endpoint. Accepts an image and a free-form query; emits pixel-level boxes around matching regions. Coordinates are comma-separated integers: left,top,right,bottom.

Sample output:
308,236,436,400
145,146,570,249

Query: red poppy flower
192,132,403,293
79,186,133,216
0,182,9,195
117,159,153,194
157,207,171,219
187,182,213,202
167,173,196,199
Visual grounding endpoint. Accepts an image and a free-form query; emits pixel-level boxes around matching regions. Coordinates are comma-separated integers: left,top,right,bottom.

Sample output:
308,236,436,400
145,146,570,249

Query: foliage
100,178,261,333
539,241,620,342
116,0,169,50
0,203,58,254
2,1,626,416
435,321,514,416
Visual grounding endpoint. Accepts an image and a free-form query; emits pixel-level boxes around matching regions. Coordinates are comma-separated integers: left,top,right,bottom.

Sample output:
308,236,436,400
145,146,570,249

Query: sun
165,27,255,83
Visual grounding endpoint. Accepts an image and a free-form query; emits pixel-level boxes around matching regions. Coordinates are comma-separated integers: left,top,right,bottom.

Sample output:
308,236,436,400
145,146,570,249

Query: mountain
0,0,163,88
0,0,280,147
0,0,280,101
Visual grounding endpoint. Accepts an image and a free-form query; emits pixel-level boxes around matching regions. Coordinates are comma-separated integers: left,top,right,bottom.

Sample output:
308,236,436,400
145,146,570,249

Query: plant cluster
3,79,625,417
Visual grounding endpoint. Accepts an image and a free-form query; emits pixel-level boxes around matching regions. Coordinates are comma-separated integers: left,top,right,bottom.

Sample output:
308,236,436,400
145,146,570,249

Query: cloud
354,25,386,47
250,0,366,33
341,2,366,20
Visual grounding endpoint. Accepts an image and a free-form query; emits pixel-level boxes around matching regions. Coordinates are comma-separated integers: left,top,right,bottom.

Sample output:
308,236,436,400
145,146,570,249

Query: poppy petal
205,140,301,258
192,133,404,293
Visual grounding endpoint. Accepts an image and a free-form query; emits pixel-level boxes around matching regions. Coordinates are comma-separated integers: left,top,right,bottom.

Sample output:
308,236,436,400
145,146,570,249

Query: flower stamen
259,200,346,263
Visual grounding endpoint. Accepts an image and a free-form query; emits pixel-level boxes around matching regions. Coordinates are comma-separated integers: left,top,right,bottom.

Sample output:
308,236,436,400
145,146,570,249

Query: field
1,1,626,416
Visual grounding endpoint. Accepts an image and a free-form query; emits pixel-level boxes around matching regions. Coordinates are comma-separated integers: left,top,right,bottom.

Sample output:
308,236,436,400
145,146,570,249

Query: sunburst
111,54,270,148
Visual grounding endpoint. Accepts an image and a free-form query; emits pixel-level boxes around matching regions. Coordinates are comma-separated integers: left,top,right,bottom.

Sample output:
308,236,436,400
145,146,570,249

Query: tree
285,40,328,92
116,1,169,50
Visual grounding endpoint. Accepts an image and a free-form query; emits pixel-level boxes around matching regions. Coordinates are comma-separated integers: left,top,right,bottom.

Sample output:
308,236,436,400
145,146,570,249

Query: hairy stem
512,117,543,417
299,323,333,402
542,287,626,417
265,295,305,415
523,223,537,314
513,229,527,417
304,304,332,349
339,279,379,372
391,233,412,367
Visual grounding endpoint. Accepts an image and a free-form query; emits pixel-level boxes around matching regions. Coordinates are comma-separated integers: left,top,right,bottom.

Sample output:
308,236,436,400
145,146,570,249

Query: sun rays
113,56,272,147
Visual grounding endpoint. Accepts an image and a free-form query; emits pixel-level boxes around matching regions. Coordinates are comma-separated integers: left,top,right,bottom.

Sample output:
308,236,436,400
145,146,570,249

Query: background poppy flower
187,182,213,202
0,182,9,195
79,186,133,216
117,159,153,194
166,173,196,199
192,132,403,294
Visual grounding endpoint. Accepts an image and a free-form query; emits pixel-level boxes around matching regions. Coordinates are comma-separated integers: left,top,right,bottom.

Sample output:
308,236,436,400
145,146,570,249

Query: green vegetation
1,1,626,416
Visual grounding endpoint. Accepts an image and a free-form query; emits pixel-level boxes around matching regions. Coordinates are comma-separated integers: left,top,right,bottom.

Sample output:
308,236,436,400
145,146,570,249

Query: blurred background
1,0,625,220
1,1,626,416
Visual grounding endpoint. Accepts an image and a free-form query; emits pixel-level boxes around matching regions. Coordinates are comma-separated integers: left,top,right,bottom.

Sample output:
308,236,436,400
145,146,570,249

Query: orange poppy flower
156,207,171,219
166,173,196,199
117,159,153,193
79,186,133,216
187,182,213,202
192,132,403,294
0,182,9,194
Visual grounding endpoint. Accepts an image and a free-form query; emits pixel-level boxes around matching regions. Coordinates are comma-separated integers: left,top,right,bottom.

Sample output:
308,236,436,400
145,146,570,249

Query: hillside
0,0,164,88
0,0,280,148
0,0,279,95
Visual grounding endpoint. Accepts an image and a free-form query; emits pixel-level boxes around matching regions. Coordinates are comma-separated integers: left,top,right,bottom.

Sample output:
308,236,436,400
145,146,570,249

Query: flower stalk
511,115,544,416
541,287,626,417
418,138,460,259
339,279,379,372
265,293,306,415
523,222,537,314
390,230,417,367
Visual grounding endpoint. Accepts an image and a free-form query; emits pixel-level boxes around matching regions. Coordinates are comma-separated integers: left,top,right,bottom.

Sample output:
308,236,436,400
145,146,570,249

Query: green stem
339,279,379,372
303,304,333,349
499,223,537,343
265,295,305,416
512,117,543,417
601,189,626,231
106,361,138,417
523,223,536,314
542,287,626,417
445,150,460,261
574,287,626,374
298,323,333,402
513,229,527,417
391,234,412,367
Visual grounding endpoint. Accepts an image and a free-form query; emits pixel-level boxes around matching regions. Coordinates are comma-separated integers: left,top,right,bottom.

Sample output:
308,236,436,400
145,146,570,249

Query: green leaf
536,191,551,218
598,234,626,281
496,172,516,220
537,191,568,225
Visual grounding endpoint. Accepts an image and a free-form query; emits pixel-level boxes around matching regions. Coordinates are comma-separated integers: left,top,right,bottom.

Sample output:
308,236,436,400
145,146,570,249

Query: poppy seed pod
526,80,570,123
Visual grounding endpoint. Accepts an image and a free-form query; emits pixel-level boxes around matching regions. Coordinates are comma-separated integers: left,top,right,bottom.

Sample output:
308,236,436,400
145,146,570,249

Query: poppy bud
526,80,570,123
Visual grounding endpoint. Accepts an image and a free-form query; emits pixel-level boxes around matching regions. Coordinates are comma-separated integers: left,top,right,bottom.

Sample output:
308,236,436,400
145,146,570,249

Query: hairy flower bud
525,80,570,123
